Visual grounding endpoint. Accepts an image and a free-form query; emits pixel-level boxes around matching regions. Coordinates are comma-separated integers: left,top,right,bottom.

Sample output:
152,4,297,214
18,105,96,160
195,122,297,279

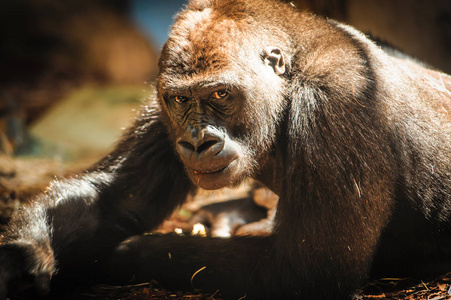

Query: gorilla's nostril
197,140,218,153
178,141,195,152
178,140,218,154
178,138,220,154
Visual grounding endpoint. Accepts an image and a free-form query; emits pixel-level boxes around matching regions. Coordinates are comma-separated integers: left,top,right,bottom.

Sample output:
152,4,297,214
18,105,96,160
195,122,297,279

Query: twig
191,266,207,291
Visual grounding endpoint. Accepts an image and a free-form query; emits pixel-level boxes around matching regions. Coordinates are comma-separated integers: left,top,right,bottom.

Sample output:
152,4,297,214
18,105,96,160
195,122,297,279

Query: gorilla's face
161,83,246,190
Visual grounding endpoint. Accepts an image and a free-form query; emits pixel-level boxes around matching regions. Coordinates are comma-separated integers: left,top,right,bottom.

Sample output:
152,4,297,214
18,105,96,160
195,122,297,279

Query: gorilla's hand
0,242,54,299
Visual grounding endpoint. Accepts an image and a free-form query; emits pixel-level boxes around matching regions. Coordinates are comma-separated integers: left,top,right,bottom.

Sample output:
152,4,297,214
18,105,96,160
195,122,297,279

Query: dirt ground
1,155,451,300
61,273,451,300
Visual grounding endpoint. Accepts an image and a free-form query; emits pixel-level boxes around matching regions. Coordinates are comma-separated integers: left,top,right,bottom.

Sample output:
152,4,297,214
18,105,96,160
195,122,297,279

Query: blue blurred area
131,0,187,49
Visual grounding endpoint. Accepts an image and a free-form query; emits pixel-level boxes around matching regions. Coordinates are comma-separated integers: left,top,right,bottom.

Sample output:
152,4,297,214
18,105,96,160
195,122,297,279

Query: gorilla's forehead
159,5,258,75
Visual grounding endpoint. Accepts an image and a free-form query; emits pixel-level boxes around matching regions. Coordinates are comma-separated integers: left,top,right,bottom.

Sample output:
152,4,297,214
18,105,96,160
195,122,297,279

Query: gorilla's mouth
193,165,228,175
192,161,232,175
189,158,240,190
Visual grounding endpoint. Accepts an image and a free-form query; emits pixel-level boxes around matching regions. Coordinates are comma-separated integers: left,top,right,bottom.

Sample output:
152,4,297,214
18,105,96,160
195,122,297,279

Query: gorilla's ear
263,46,289,75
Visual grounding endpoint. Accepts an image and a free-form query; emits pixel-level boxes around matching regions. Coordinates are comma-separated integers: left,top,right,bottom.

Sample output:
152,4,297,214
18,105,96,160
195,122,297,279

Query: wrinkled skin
0,0,451,299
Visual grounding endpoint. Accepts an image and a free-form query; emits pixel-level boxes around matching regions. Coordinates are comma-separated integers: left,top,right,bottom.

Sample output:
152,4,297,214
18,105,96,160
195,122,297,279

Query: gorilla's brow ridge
161,75,238,95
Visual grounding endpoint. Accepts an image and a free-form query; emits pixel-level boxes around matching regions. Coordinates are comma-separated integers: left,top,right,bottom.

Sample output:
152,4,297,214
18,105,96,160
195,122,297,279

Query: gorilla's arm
106,172,390,300
0,104,192,298
107,235,274,298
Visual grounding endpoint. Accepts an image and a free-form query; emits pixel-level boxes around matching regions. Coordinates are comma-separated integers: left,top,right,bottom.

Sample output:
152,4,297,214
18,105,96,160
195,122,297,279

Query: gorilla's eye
174,96,189,103
212,90,228,100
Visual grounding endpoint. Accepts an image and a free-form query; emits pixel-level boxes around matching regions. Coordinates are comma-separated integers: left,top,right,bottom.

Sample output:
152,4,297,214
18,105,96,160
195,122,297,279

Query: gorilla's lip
190,159,240,190
192,162,230,175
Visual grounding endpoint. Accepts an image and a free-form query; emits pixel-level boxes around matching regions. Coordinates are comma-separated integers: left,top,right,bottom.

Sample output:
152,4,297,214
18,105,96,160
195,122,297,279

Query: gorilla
0,0,450,299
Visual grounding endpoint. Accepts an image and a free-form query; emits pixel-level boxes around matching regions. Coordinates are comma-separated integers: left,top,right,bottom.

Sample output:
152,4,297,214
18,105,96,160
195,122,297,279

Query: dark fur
1,0,451,299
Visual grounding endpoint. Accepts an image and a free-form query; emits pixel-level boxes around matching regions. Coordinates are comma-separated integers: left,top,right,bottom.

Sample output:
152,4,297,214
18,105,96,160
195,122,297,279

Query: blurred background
0,0,184,162
0,0,449,217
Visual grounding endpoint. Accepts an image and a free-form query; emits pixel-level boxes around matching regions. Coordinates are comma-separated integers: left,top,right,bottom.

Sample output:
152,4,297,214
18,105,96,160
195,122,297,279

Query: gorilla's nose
176,125,225,161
